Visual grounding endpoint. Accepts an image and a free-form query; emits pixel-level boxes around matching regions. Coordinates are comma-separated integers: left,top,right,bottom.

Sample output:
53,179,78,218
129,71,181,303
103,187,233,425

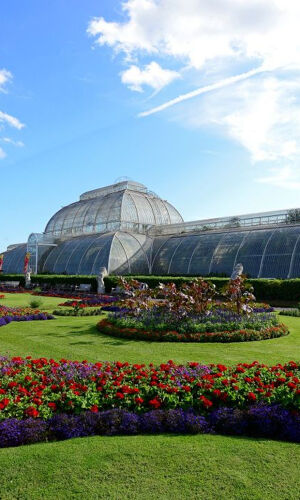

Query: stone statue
97,267,108,294
230,263,243,280
25,268,32,288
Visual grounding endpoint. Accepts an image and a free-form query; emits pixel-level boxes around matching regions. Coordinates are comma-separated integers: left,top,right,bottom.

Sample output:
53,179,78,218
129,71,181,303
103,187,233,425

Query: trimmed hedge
1,273,300,302
0,274,26,287
0,274,97,292
104,275,300,302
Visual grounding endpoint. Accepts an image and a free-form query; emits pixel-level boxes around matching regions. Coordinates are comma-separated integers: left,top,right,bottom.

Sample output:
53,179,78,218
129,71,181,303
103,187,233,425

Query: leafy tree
286,209,300,224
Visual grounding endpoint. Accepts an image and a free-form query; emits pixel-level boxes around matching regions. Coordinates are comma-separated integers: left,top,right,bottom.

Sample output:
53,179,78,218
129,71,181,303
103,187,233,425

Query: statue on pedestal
230,263,243,280
25,267,32,288
97,267,108,294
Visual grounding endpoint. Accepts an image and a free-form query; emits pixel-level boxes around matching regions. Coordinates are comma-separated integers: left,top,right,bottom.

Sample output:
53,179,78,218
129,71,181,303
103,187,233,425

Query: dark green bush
0,274,25,286
2,273,300,301
0,274,97,292
104,275,300,301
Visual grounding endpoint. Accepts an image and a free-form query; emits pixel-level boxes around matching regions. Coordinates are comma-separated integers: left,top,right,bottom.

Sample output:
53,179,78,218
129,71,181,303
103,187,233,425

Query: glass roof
44,181,183,238
2,226,300,278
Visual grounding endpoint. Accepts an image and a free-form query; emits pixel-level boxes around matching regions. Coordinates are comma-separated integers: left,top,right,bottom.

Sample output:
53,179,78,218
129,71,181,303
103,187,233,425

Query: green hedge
0,274,26,286
0,274,98,292
1,273,300,301
104,275,300,301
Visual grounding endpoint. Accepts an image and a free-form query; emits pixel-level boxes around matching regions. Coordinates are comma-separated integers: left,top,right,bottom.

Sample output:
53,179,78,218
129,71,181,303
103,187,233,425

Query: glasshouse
2,180,300,278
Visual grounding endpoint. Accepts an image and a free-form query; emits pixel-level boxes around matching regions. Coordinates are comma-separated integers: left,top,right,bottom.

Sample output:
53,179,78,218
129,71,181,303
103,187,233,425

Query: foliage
286,209,300,224
53,308,104,317
222,275,255,314
98,318,288,343
0,274,98,291
29,298,43,309
0,403,299,449
105,275,300,302
0,358,298,424
279,309,300,317
0,305,54,326
58,296,118,308
109,277,281,342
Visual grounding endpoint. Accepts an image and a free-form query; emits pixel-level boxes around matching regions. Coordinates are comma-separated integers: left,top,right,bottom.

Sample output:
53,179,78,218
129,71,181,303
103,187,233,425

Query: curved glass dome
44,180,183,238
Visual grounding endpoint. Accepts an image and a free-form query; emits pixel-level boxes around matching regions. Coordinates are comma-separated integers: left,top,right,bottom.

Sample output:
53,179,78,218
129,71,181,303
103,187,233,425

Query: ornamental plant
0,305,54,327
222,275,255,315
0,358,298,423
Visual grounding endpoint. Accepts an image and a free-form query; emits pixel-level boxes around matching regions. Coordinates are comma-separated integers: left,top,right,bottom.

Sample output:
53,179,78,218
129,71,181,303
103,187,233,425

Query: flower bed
1,405,299,448
53,308,104,317
103,277,283,342
0,306,54,327
58,296,118,308
98,316,289,343
32,291,115,300
0,358,298,446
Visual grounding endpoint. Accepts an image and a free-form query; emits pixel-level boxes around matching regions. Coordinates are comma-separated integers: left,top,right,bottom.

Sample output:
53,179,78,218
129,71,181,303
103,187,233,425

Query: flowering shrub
222,275,255,314
0,295,5,299
97,319,288,342
1,404,299,448
0,358,298,446
0,306,54,327
0,357,298,422
106,278,280,342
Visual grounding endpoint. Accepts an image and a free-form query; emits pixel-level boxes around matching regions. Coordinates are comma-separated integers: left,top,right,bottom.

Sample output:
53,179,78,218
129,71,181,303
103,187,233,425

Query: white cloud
0,69,12,92
256,166,300,189
0,147,6,159
121,61,180,92
0,111,25,130
88,1,300,70
1,137,24,147
88,0,300,178
171,73,300,162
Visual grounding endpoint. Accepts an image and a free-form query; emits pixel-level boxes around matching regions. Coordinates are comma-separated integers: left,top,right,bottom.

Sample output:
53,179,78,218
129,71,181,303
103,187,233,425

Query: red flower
199,395,213,408
0,398,10,410
25,406,39,418
48,402,57,411
135,397,144,404
116,392,125,399
149,398,161,409
8,381,17,388
247,392,257,401
90,405,98,413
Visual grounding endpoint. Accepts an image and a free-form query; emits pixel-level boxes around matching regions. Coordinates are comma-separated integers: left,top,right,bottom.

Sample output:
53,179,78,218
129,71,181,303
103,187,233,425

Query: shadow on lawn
46,324,132,346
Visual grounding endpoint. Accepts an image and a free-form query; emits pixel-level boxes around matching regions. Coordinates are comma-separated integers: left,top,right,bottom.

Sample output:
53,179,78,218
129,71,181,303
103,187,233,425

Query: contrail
139,65,267,117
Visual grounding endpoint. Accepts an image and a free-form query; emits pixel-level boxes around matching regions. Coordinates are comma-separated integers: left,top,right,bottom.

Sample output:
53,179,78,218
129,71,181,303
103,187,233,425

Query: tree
286,209,300,224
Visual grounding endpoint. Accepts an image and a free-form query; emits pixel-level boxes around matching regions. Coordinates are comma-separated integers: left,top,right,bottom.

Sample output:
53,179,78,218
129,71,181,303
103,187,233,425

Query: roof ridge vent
80,181,148,201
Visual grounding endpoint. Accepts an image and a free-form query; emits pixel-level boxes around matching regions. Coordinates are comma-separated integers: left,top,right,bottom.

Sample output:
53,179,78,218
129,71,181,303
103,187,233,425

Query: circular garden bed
97,318,288,343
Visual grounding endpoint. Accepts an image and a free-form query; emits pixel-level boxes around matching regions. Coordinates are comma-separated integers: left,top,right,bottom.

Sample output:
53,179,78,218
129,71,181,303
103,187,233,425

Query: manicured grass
0,293,299,365
0,434,299,500
0,293,299,499
0,292,65,310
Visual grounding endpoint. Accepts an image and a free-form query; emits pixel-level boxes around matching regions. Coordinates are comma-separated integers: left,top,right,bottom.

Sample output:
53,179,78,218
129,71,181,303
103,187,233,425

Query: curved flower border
97,319,289,343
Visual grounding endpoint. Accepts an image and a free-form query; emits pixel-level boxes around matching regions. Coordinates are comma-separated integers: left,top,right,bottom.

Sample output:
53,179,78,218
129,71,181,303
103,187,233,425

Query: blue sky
1,0,300,251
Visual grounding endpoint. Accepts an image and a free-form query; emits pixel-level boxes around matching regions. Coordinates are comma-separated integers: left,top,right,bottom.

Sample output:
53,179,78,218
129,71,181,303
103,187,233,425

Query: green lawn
0,293,299,500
